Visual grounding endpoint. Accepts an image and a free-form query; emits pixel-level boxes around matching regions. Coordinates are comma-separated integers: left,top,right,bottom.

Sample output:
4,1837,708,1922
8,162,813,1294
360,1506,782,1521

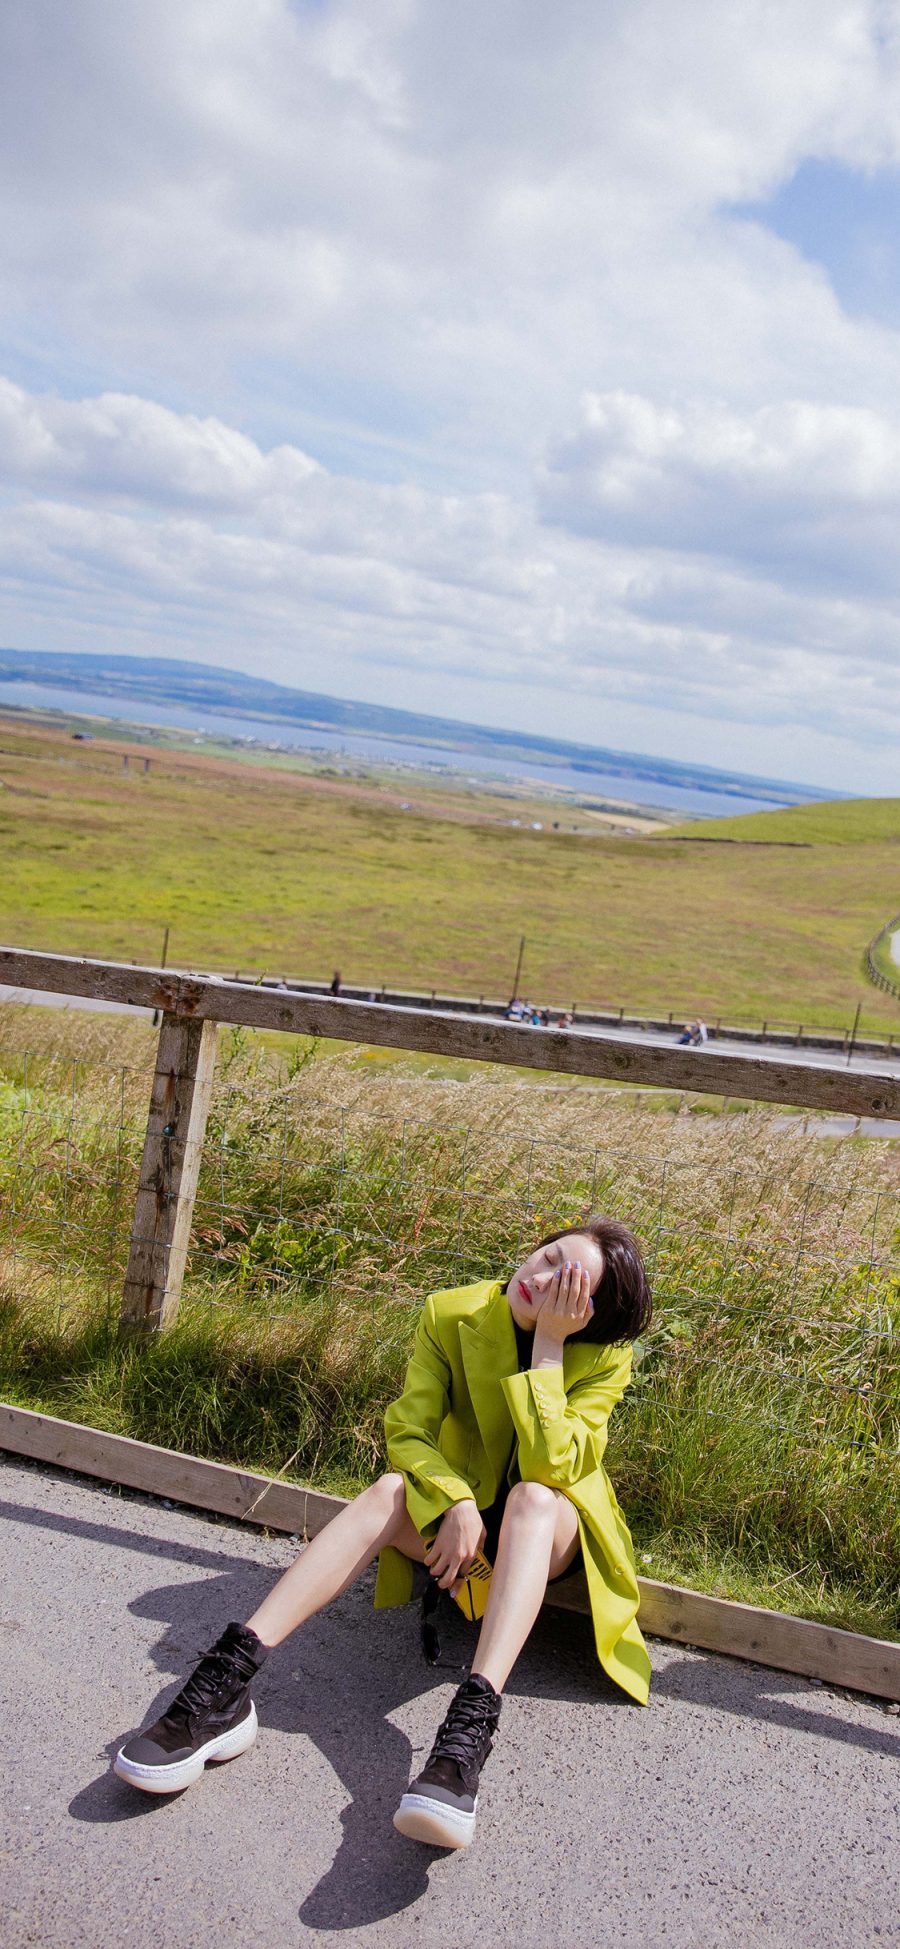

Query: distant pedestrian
329,970,342,997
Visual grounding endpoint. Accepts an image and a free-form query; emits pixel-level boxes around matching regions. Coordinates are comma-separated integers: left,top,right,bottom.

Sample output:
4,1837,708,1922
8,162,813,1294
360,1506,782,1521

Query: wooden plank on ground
545,1570,900,1702
1,946,898,1118
1,1403,897,1701
0,1402,342,1537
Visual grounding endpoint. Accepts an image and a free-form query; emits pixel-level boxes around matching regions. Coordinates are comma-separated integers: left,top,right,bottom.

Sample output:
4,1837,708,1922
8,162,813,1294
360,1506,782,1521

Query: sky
1,3,900,794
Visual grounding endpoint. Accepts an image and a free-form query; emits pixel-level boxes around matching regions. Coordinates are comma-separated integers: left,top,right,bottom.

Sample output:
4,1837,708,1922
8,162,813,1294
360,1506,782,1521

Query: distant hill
0,646,839,808
663,799,900,845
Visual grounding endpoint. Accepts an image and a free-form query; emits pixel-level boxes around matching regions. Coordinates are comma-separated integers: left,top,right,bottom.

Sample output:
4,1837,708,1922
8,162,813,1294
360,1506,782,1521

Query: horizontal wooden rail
215,975,898,1058
2,1405,897,1701
2,945,899,1118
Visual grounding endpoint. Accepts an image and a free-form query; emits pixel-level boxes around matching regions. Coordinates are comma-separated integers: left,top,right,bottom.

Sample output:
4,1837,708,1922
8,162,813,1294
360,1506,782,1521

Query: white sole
113,1700,258,1795
393,1790,476,1850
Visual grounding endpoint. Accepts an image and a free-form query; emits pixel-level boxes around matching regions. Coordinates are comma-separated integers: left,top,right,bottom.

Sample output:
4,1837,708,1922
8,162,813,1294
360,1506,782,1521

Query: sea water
0,680,784,818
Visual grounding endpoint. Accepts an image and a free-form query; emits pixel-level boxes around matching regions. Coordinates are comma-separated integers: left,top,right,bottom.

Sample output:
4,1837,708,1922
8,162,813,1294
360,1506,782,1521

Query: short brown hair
536,1214,652,1344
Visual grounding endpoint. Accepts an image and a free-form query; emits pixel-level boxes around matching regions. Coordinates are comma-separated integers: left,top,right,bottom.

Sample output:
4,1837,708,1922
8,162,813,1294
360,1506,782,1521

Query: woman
114,1215,652,1850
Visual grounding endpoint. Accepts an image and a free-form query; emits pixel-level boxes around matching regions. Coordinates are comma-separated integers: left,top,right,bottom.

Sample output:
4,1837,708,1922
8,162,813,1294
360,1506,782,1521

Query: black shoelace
426,1685,499,1774
167,1641,257,1724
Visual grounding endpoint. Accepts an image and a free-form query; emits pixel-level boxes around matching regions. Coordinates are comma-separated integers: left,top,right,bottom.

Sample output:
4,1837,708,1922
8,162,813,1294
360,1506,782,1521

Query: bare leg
246,1472,426,1648
470,1480,579,1693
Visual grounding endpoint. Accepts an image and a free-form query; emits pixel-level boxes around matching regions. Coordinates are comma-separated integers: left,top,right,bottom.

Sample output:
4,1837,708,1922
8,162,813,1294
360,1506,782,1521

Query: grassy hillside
1,718,898,1034
665,797,900,846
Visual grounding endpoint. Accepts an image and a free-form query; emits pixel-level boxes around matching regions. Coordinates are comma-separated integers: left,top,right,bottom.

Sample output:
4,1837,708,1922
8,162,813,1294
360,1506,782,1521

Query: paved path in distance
2,1456,898,1949
3,982,900,1082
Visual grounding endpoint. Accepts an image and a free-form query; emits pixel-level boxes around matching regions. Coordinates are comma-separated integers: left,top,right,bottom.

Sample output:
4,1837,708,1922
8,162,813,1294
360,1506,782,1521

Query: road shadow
39,1494,616,1929
28,1487,896,1928
649,1644,900,1761
0,1490,269,1576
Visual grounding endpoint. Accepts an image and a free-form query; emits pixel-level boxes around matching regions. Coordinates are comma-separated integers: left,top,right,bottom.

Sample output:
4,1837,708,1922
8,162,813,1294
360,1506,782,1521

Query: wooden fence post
120,1013,219,1333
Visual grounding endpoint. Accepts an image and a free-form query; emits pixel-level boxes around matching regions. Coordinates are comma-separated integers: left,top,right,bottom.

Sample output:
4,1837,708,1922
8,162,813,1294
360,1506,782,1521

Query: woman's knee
503,1479,561,1523
358,1473,411,1535
359,1471,407,1523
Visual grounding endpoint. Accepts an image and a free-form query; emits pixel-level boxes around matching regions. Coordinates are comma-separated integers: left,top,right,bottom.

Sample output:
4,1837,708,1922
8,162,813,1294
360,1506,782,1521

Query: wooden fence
2,942,899,1699
174,972,900,1059
865,910,900,1004
2,943,899,1336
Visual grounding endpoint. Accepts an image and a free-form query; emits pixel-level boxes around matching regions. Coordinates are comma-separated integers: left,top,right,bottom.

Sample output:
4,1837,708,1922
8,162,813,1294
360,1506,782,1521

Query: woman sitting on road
114,1215,653,1850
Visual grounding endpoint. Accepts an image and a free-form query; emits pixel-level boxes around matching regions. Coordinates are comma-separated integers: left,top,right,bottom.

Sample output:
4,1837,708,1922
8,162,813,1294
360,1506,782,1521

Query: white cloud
540,389,900,595
2,376,900,787
4,1,900,459
0,378,320,509
1,3,900,788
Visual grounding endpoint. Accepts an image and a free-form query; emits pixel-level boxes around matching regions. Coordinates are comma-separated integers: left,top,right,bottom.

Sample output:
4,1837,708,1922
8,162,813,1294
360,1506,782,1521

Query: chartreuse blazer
374,1278,651,1705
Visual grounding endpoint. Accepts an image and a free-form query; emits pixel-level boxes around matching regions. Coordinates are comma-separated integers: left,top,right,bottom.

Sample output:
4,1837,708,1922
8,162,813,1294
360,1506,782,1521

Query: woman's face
506,1231,605,1332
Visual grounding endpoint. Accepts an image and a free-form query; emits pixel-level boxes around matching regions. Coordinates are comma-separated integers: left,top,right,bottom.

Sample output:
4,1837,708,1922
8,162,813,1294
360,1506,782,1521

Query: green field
668,797,900,846
1,717,899,1035
2,722,899,1645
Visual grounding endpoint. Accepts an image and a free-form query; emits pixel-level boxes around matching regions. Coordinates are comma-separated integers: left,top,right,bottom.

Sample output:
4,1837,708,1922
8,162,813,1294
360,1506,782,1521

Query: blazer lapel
459,1283,517,1479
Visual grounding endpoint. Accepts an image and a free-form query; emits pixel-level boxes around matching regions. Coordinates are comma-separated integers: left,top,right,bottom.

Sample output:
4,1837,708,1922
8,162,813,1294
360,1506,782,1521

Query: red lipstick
517,1280,532,1303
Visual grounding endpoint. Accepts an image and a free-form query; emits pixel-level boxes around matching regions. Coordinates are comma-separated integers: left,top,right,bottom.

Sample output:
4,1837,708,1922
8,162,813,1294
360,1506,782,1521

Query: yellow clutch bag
452,1549,493,1621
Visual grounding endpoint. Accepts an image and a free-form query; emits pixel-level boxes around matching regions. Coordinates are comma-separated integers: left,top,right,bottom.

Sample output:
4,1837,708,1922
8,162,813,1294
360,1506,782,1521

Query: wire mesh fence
1,1013,898,1641
2,1032,897,1460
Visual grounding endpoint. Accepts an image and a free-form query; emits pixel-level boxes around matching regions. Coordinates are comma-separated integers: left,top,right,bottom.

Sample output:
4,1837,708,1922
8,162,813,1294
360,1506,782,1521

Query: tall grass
1,1007,898,1639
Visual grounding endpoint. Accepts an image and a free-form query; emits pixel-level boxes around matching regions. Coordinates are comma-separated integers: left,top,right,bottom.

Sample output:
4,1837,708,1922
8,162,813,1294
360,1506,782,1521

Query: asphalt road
2,1456,898,1949
0,983,154,1018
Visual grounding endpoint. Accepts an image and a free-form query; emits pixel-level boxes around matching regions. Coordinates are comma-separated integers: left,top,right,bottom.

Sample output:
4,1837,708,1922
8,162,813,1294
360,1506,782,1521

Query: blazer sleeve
384,1293,476,1535
501,1344,632,1489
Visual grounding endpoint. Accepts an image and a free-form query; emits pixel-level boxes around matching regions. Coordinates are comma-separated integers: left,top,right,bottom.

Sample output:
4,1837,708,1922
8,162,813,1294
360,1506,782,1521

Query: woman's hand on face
532,1260,594,1344
424,1499,487,1595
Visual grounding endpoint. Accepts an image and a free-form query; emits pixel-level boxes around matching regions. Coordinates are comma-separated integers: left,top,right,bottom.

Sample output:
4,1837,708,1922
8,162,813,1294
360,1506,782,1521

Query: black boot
394,1674,501,1848
114,1622,269,1795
